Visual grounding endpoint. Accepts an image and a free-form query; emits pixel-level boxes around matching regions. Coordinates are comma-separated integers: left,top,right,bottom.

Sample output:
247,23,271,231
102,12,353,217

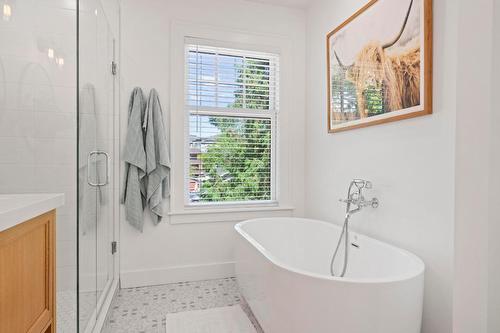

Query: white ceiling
244,0,314,9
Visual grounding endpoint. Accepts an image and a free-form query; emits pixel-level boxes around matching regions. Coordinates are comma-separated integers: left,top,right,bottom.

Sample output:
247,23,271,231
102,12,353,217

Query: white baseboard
120,262,235,288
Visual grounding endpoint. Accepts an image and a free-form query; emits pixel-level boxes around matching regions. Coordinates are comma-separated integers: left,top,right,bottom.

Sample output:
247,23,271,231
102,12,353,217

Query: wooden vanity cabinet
0,210,56,333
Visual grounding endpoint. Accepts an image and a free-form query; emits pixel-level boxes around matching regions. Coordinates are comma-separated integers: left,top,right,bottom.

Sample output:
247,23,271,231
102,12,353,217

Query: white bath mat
165,305,256,333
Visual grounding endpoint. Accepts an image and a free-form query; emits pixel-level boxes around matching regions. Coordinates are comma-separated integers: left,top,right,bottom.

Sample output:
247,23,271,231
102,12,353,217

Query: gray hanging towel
144,89,170,224
121,87,147,231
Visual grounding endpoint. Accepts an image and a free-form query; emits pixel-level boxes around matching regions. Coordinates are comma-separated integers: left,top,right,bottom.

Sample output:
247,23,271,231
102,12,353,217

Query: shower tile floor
57,290,77,333
103,277,263,333
57,290,98,333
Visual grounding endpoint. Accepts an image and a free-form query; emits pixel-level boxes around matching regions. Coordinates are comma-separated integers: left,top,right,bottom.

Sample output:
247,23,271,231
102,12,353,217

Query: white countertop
0,193,65,232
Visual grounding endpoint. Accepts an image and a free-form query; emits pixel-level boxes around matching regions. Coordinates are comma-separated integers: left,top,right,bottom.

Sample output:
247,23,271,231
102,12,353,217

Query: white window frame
184,40,279,208
169,22,295,224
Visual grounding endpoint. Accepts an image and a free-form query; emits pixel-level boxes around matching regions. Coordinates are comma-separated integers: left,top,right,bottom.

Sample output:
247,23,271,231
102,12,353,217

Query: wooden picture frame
326,0,433,133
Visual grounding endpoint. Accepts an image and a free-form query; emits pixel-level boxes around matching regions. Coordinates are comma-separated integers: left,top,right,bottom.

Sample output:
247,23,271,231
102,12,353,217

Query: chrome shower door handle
100,151,110,186
87,151,98,187
87,151,110,187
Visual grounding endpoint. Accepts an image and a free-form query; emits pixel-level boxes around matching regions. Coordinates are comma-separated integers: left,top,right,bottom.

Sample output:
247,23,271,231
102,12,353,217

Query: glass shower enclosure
77,0,118,331
0,0,118,331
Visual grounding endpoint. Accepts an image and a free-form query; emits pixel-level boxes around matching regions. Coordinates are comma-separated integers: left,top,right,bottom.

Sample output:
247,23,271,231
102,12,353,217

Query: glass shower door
94,7,116,323
78,0,116,331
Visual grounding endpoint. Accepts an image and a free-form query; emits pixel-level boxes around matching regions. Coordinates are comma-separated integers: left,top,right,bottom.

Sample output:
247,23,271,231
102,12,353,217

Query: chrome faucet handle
369,198,379,208
347,197,379,208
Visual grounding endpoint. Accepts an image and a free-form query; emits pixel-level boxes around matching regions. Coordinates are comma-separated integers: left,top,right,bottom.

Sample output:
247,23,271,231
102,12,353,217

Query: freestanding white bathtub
235,217,425,333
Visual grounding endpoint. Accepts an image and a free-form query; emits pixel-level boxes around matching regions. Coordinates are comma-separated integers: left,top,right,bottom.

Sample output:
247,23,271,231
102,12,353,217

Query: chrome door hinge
111,61,117,75
111,241,117,254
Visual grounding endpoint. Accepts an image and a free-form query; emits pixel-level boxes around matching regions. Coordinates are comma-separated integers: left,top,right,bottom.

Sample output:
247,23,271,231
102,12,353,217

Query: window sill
168,205,295,224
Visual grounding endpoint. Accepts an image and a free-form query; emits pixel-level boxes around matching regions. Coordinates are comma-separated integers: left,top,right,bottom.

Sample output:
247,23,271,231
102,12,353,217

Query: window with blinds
185,40,279,205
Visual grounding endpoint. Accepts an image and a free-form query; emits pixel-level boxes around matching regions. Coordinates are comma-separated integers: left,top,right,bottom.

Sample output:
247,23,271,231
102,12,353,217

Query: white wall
0,0,77,330
489,2,500,331
452,0,500,331
305,1,458,332
119,0,306,287
452,0,494,332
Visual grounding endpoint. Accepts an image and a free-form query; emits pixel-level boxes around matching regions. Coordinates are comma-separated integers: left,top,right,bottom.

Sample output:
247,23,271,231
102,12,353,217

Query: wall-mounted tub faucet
339,179,379,216
330,179,379,277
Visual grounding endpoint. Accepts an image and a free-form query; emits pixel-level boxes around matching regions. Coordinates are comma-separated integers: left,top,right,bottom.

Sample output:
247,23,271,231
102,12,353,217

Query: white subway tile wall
0,0,77,332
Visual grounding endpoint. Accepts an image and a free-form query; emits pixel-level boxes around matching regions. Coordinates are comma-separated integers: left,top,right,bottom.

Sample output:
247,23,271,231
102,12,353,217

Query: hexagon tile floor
103,277,264,333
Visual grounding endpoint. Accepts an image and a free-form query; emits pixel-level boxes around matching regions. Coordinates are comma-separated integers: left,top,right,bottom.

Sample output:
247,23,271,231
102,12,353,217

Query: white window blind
185,40,279,205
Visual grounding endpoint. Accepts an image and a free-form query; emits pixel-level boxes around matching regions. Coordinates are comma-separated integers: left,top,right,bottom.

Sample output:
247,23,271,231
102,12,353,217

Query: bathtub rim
235,217,425,284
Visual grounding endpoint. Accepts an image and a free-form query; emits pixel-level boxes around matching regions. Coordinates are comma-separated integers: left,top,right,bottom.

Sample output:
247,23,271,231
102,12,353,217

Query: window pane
187,47,277,111
189,114,272,204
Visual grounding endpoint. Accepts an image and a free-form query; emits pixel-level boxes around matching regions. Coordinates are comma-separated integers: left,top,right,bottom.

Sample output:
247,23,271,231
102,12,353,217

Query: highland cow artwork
327,0,432,133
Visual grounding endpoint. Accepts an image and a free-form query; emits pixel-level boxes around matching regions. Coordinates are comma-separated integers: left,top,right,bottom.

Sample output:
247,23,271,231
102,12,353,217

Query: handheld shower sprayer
330,179,379,277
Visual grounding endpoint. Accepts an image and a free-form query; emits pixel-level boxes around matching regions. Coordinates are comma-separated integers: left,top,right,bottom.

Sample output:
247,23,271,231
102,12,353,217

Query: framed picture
327,0,432,133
